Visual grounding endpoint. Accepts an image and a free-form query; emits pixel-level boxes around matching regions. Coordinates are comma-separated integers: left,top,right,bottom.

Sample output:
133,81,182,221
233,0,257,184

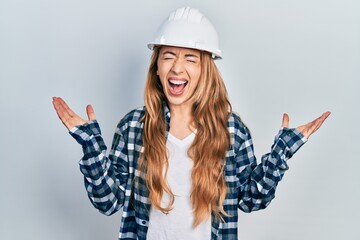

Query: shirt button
142,220,147,225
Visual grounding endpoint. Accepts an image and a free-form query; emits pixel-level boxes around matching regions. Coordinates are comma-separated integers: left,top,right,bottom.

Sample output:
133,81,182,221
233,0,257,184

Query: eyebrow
162,51,176,56
162,51,199,58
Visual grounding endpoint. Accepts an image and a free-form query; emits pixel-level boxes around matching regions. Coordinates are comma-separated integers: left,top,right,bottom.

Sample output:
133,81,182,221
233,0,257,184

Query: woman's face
157,46,201,109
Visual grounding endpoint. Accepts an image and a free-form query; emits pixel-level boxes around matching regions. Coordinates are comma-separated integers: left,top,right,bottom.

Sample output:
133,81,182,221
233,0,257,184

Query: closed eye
185,54,199,63
162,51,176,60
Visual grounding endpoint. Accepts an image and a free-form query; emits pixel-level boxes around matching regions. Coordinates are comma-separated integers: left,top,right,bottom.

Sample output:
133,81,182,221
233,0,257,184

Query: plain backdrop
1,0,359,239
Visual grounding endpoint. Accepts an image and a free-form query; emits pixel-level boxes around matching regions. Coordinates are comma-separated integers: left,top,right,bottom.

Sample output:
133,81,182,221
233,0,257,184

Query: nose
171,59,184,75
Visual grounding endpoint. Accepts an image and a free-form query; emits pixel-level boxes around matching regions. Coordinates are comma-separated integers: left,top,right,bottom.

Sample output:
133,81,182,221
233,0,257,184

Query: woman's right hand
52,97,96,131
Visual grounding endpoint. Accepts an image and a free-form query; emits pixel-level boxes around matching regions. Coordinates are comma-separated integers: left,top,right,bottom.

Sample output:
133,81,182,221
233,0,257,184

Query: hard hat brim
147,42,222,60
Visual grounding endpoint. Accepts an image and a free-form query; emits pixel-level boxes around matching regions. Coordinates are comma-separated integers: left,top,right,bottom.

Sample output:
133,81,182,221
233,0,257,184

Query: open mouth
168,79,188,95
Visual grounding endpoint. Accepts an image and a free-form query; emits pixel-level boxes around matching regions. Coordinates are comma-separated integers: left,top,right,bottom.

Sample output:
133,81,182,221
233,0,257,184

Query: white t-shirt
147,132,211,240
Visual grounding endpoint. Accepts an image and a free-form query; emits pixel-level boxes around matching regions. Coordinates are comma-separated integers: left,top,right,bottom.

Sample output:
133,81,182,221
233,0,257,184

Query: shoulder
117,106,146,134
228,112,250,136
228,112,252,150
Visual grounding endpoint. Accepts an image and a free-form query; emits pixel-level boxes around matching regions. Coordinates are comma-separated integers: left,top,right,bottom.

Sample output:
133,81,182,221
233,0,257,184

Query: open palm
52,97,96,130
281,111,331,139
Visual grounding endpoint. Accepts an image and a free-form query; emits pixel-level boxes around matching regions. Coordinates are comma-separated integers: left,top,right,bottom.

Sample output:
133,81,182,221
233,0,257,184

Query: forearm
238,127,307,212
70,120,125,215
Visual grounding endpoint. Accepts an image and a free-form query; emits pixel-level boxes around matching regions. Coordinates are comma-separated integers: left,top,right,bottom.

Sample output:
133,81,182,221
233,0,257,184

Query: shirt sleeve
69,120,128,216
235,125,307,212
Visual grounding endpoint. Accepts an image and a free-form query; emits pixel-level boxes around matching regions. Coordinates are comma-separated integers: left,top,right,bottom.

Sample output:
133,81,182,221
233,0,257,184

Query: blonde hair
139,47,231,227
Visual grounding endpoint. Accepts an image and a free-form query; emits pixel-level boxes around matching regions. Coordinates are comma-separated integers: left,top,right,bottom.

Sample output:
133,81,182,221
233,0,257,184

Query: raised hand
281,111,331,139
52,97,96,130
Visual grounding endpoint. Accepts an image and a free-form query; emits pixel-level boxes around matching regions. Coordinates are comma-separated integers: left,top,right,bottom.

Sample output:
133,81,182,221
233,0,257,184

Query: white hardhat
148,7,222,59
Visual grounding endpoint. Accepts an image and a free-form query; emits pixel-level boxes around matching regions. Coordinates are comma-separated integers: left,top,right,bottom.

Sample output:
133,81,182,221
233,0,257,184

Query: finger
52,97,84,130
281,113,289,128
53,97,68,120
86,104,96,121
300,111,331,138
312,111,331,133
53,99,73,129
53,97,73,123
323,111,331,119
57,97,76,118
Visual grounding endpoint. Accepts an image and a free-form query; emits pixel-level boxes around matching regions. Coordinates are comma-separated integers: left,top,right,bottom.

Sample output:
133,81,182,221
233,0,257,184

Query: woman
53,7,330,240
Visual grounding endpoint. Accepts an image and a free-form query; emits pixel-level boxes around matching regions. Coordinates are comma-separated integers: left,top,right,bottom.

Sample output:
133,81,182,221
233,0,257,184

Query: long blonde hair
140,47,231,227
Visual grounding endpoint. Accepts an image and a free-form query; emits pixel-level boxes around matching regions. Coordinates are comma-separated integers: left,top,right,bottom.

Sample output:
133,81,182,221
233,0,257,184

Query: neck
169,103,192,120
168,102,196,139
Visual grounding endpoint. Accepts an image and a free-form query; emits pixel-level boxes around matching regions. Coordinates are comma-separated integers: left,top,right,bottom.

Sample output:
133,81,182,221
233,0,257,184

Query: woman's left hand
281,111,331,139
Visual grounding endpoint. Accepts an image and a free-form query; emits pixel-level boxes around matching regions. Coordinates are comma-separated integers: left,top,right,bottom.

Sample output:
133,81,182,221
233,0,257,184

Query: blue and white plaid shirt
70,105,307,240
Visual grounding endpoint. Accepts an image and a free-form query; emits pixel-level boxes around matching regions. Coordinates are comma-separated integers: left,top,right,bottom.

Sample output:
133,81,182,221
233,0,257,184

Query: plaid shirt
70,105,307,240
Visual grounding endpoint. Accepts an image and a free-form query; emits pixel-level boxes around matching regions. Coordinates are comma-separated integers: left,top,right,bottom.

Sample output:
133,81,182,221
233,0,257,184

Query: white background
1,0,359,239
